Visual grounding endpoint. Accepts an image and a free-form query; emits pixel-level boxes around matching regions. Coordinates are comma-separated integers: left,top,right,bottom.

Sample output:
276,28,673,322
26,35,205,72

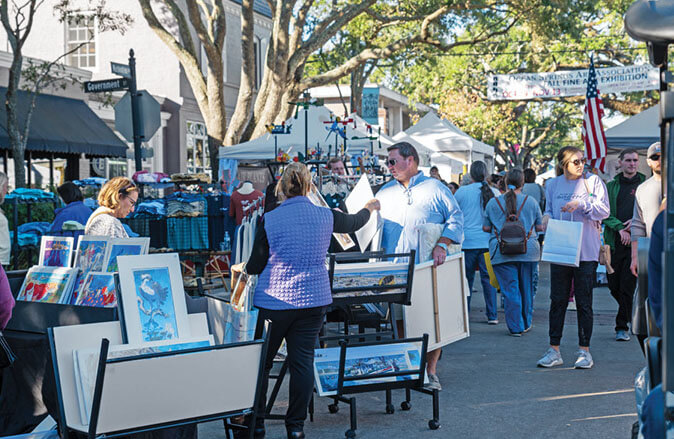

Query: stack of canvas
16,236,150,308
72,253,213,425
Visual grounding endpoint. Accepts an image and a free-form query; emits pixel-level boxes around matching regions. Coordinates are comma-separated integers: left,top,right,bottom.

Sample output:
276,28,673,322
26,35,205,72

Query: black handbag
0,330,16,368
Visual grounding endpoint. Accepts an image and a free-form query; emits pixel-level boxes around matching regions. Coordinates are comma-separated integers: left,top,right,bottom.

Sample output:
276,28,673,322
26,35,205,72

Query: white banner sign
487,64,659,100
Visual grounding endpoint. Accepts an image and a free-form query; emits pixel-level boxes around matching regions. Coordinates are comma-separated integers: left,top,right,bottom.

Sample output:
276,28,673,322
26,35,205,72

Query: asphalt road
199,263,644,438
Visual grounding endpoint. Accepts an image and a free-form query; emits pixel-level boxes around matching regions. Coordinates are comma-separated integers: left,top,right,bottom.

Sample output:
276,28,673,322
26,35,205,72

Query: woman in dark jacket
236,162,379,439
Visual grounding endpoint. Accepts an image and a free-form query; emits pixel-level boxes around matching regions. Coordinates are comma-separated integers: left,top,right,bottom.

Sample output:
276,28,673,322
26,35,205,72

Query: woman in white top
85,177,138,238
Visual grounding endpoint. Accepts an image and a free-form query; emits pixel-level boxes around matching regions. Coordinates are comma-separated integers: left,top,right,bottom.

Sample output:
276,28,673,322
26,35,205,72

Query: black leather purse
0,330,16,368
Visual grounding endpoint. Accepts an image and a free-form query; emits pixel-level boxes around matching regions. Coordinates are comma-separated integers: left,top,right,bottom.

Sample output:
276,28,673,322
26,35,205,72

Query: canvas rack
48,317,269,439
317,332,439,438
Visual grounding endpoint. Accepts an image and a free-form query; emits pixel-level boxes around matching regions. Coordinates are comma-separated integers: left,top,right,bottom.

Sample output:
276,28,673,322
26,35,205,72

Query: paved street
200,262,644,438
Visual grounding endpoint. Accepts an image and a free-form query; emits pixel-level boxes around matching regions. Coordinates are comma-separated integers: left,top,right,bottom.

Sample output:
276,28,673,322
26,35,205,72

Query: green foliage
4,200,58,231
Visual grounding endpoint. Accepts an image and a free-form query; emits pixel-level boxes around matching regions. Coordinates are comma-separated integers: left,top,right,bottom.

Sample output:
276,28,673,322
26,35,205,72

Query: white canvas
345,175,380,251
117,253,192,345
102,238,150,273
541,219,583,267
39,236,74,267
403,254,470,351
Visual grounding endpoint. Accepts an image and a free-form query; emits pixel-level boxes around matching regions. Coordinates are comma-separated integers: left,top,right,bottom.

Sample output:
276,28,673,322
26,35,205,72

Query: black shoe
287,430,305,439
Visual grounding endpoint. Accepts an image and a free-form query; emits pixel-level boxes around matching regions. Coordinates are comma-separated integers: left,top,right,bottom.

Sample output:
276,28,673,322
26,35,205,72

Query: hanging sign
487,64,659,101
361,87,380,125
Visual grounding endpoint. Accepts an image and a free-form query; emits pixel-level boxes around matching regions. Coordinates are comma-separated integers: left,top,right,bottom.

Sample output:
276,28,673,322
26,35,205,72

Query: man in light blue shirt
377,142,463,391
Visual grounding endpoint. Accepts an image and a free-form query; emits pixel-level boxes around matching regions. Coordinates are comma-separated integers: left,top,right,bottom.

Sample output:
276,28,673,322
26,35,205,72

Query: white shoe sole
537,359,563,368
574,361,594,369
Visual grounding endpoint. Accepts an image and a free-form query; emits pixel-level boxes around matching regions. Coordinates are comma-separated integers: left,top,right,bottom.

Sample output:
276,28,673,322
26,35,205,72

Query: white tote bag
541,212,583,267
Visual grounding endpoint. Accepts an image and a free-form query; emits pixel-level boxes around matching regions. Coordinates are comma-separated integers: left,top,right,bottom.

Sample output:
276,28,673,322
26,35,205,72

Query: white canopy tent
393,113,495,171
219,106,386,161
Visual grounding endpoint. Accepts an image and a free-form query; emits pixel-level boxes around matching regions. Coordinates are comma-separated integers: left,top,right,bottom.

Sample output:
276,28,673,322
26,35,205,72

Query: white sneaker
574,350,594,369
537,348,563,368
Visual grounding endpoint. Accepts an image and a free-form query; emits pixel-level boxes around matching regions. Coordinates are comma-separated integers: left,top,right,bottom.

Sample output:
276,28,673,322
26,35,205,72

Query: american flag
582,56,607,172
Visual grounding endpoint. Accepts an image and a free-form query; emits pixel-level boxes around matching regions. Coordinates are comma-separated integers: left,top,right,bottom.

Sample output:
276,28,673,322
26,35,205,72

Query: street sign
111,62,132,79
114,90,161,143
84,78,129,93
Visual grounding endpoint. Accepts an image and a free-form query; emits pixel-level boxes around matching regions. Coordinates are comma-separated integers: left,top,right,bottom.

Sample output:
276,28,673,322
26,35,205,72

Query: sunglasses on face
387,159,397,167
650,154,661,161
571,158,587,167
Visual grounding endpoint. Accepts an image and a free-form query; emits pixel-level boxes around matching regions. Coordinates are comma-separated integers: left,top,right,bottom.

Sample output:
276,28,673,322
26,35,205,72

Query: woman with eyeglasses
84,177,139,238
536,146,609,369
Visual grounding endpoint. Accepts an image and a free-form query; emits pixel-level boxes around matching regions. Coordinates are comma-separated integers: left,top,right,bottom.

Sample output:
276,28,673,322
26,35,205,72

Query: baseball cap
647,142,661,159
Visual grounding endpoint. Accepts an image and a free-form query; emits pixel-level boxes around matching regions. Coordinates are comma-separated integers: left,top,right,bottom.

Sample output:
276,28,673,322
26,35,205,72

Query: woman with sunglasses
536,146,609,369
84,177,139,238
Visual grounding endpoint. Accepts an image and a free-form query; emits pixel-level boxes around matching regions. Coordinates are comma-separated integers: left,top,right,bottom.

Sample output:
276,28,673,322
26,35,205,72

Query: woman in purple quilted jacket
237,162,379,439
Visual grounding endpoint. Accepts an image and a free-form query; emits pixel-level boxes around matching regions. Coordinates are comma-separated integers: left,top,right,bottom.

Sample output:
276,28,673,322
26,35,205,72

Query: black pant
607,246,637,331
549,262,598,347
255,305,327,432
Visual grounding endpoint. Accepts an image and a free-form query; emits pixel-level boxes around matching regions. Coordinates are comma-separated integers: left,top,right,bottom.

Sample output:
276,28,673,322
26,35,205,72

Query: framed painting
313,341,426,397
329,261,411,306
102,238,150,273
39,236,75,267
307,184,356,250
74,236,109,273
75,272,118,308
16,266,78,304
117,253,191,344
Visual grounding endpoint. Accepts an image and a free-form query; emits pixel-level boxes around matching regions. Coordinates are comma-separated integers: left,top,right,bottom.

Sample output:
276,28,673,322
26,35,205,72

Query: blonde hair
98,177,138,209
556,146,583,176
275,162,311,199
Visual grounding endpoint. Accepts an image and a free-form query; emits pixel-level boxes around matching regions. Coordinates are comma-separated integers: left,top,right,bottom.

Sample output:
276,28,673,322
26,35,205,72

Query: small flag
582,56,607,173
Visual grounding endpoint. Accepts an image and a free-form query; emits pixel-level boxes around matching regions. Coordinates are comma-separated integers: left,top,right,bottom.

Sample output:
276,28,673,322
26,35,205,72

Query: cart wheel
401,401,411,411
329,404,339,414
428,420,440,430
385,404,395,414
345,429,357,438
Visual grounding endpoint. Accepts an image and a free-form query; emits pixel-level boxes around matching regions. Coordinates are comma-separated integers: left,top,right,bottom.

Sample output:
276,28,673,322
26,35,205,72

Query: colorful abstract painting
17,267,76,303
76,272,117,308
39,237,74,267
132,267,179,341
75,239,108,272
105,244,144,272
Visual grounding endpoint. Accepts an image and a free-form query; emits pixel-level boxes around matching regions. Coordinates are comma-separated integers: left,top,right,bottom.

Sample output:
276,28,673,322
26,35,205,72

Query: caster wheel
401,401,411,411
385,404,395,414
428,420,440,430
345,429,356,438
328,404,339,414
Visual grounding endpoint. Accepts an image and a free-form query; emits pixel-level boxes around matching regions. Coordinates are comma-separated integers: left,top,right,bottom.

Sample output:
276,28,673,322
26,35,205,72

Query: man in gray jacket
630,142,663,277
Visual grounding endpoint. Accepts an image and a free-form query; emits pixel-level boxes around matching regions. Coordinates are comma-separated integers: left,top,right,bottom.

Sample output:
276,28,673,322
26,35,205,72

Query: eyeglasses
127,197,137,207
387,159,397,167
571,158,587,167
650,154,661,161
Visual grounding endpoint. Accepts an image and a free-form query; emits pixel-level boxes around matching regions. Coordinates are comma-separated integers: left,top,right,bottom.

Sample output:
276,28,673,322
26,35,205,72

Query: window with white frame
186,121,210,175
65,15,97,68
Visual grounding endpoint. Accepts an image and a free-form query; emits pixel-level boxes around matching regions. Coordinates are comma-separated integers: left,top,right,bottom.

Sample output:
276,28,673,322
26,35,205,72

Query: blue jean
492,262,537,334
464,248,498,321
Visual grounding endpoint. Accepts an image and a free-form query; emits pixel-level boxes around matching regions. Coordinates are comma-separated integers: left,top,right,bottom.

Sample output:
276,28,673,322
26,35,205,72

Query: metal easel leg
428,389,441,430
385,389,394,414
345,397,357,438
265,359,288,419
401,388,412,411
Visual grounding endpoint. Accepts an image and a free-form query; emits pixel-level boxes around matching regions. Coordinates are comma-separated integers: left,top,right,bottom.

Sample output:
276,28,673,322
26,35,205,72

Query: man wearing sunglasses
630,142,664,278
376,141,464,391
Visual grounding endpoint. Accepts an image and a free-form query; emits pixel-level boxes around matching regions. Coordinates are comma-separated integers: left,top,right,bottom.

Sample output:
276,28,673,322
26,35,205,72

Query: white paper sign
345,175,379,251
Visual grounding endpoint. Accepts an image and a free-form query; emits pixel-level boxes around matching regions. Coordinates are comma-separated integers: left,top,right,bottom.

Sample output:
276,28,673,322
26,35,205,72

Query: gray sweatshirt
632,175,662,239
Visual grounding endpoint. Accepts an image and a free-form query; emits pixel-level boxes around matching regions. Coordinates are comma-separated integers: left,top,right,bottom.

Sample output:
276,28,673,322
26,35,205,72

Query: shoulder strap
516,195,529,218
494,197,506,215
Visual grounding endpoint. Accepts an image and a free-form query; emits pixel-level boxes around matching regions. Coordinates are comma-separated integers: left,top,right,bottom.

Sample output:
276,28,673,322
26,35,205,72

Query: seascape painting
313,343,423,396
332,266,408,298
17,267,75,303
76,272,117,308
105,244,144,272
39,237,73,267
75,239,108,272
132,267,179,342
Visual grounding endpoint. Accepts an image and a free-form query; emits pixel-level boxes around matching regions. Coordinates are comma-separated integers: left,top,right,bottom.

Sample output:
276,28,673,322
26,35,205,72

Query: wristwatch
435,242,449,254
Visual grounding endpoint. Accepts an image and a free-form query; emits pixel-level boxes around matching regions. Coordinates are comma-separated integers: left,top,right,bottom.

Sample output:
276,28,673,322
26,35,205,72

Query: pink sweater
0,264,15,329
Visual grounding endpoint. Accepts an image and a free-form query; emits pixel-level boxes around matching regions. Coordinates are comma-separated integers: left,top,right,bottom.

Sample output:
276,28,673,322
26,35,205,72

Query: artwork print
76,239,107,272
307,184,355,250
314,343,425,396
76,272,117,308
132,267,179,341
40,237,73,267
17,268,74,303
105,244,144,272
332,265,408,298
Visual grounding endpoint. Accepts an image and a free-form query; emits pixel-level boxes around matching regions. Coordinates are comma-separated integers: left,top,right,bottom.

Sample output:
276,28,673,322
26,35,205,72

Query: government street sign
84,78,129,93
111,62,132,79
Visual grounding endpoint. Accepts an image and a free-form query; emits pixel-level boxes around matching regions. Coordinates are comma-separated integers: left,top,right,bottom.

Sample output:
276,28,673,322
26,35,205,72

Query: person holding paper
235,162,380,439
537,146,609,370
376,141,464,391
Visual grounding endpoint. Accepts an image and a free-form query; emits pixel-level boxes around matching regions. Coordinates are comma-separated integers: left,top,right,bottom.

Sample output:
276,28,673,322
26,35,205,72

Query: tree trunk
6,51,25,188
